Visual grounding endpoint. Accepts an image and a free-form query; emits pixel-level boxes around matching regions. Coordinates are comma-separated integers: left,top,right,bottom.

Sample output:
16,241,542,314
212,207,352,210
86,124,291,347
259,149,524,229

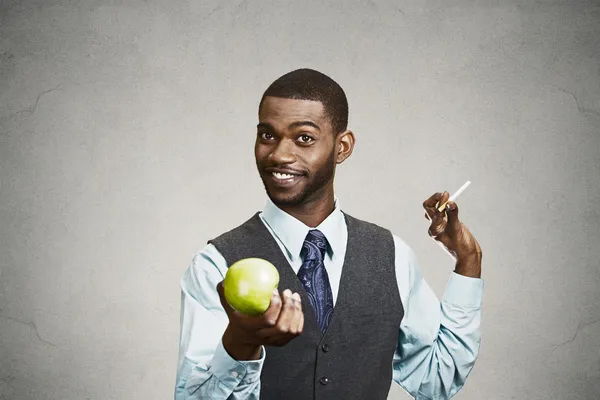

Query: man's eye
299,135,314,143
260,132,274,140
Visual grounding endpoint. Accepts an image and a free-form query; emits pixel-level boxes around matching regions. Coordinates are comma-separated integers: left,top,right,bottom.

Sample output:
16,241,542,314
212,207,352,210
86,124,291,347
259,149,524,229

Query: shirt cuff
210,339,265,389
442,272,484,307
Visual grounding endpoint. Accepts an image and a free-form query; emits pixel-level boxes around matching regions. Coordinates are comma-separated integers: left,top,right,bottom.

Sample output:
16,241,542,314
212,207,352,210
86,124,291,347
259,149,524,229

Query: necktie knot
302,229,328,262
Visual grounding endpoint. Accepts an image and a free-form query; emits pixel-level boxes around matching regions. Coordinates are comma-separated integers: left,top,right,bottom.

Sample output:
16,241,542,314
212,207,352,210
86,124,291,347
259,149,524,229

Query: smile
272,172,299,179
269,172,303,187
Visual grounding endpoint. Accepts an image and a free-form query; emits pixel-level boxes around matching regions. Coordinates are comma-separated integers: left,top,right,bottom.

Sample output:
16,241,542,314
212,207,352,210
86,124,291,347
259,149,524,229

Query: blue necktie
297,229,334,334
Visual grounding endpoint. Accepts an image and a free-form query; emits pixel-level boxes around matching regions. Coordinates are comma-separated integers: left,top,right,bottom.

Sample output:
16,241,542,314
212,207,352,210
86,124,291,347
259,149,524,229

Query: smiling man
175,69,483,400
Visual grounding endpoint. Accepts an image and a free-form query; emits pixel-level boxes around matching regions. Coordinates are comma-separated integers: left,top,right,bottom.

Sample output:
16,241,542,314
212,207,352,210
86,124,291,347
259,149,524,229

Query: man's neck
278,194,336,228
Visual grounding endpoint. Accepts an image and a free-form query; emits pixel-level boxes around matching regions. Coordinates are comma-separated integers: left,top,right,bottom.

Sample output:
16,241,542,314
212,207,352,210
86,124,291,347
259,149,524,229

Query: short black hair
259,68,349,134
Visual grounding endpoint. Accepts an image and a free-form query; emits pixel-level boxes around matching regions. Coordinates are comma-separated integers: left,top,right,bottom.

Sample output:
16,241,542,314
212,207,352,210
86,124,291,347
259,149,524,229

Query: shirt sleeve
174,244,265,400
391,236,484,399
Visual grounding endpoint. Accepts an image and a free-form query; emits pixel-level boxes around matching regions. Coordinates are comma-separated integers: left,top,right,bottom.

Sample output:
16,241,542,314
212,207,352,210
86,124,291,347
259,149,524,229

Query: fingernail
283,289,292,298
273,289,279,296
292,293,301,301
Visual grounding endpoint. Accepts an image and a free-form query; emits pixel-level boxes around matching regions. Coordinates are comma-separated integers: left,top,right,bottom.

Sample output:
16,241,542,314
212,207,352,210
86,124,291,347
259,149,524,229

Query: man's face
255,96,337,207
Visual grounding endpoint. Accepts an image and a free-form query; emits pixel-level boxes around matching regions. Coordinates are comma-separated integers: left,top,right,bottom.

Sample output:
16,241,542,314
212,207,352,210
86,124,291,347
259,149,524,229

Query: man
175,69,483,399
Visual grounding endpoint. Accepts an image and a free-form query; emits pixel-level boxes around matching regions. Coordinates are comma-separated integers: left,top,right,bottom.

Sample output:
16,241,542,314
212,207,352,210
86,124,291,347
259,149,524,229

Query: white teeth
273,172,296,180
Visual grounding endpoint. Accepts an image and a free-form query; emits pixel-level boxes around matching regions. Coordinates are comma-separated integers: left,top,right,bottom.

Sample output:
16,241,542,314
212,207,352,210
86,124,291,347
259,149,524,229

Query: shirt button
321,344,331,352
319,377,329,385
231,371,239,378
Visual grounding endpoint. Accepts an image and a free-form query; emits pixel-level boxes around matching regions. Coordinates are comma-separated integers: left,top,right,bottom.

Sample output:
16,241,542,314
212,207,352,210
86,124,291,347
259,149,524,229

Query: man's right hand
217,281,304,361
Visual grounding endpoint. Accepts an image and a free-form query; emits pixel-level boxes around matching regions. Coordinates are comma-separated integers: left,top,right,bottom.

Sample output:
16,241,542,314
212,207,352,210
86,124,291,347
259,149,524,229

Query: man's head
255,69,355,209
258,68,349,135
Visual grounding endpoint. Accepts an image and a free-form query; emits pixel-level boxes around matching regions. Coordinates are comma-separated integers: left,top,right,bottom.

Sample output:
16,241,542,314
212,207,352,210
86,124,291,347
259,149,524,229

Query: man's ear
336,130,355,164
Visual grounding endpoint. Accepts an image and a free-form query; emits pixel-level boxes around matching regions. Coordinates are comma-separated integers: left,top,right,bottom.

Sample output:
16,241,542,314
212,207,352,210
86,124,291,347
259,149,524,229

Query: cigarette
437,180,471,212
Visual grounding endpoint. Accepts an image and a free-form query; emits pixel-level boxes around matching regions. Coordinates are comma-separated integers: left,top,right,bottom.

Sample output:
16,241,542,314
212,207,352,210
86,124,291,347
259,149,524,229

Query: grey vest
209,212,404,400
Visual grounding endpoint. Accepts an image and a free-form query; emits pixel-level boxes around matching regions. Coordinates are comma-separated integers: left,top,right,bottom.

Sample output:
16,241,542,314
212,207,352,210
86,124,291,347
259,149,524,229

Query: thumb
446,201,460,231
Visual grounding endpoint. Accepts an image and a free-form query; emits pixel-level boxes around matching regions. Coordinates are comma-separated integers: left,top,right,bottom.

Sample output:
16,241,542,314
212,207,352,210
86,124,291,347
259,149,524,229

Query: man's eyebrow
288,121,321,131
257,121,322,131
257,122,274,130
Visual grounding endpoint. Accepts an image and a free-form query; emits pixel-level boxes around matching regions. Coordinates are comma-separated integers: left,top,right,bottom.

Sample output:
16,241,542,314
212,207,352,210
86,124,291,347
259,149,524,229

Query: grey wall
1,0,599,399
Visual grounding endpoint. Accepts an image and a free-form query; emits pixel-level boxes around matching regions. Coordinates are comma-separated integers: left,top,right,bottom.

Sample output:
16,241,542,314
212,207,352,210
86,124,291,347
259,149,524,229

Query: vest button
319,377,329,385
321,344,331,352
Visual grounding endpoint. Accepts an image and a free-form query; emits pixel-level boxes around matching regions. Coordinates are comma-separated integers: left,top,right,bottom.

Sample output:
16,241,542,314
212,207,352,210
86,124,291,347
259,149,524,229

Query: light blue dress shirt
175,198,483,400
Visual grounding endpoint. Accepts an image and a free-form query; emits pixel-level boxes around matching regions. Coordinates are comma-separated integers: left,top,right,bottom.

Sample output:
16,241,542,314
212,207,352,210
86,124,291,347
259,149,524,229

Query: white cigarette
437,180,471,211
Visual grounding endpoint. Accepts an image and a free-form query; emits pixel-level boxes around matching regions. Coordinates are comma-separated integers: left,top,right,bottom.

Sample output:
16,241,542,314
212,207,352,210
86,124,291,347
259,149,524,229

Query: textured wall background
1,1,599,399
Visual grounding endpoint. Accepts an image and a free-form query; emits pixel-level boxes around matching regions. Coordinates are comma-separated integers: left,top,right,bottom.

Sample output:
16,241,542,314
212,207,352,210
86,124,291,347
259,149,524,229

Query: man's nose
269,139,297,164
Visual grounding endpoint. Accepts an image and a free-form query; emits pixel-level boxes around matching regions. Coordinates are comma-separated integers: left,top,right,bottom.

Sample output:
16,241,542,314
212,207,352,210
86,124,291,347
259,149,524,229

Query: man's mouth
267,170,304,187
272,172,299,180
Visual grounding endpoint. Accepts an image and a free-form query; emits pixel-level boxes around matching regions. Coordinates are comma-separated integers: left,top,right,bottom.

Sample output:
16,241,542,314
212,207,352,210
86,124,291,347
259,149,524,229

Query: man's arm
392,236,483,399
175,245,265,400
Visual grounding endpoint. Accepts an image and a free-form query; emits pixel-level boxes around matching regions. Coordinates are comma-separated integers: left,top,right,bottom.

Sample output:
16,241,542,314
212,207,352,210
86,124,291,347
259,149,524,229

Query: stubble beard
260,149,336,207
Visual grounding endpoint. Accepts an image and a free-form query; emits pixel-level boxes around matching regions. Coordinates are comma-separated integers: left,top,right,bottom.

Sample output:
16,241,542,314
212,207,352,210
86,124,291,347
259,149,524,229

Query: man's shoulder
187,213,262,262
341,211,414,254
341,211,392,236
209,212,263,243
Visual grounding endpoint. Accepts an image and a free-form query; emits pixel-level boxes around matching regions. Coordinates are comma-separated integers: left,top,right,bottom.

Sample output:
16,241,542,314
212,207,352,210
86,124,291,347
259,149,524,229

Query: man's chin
265,189,306,207
268,193,303,207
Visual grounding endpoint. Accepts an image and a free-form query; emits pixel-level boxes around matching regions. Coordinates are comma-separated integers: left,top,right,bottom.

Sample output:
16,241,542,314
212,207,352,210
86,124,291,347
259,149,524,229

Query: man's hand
423,191,483,278
217,282,304,361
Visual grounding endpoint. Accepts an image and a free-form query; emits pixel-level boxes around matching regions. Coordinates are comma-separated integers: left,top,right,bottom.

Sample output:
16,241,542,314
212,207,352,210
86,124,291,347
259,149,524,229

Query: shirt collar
261,197,345,262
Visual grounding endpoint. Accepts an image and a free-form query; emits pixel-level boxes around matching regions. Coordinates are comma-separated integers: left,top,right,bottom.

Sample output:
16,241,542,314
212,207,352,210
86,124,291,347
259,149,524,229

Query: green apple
223,258,280,315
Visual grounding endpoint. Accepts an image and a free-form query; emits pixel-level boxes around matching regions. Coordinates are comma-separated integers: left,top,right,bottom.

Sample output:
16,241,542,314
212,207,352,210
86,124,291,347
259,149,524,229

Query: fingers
423,192,449,219
257,290,303,344
276,289,297,331
424,192,449,237
261,289,283,326
423,191,444,210
291,292,304,335
219,282,303,347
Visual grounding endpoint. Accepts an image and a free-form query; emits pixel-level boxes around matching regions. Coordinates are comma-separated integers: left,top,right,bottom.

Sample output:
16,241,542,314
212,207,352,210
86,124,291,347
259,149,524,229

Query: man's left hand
423,191,482,277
